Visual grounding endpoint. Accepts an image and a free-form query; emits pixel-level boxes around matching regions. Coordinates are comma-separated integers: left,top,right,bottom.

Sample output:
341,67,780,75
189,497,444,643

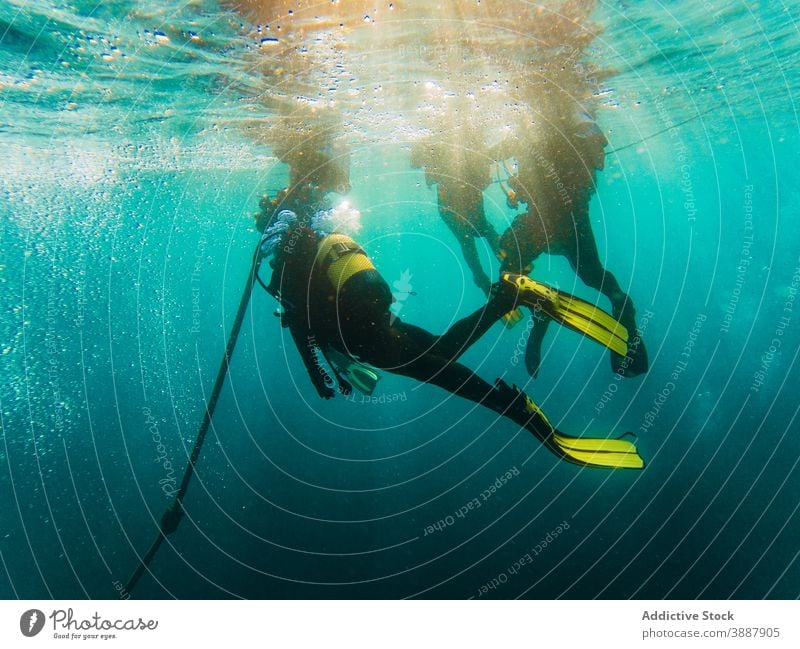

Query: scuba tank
315,233,376,291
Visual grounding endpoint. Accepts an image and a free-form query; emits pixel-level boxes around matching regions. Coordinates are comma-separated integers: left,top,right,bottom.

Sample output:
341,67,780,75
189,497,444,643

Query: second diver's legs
524,311,551,378
468,205,502,295
497,232,551,379
472,204,501,256
440,199,500,297
458,235,493,297
566,213,648,377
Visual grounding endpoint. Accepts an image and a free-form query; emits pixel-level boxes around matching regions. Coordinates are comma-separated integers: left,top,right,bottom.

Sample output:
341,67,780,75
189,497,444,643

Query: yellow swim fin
498,380,645,469
549,432,645,469
501,273,629,357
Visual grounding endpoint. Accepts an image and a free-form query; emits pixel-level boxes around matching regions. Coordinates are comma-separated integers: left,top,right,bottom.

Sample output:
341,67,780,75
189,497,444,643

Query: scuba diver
410,122,501,296
255,199,644,470
497,101,649,379
256,106,352,231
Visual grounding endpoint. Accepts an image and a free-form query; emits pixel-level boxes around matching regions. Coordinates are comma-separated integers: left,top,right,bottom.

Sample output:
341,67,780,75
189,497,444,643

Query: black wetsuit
268,225,523,416
411,140,500,295
263,225,646,470
496,119,648,378
437,182,500,295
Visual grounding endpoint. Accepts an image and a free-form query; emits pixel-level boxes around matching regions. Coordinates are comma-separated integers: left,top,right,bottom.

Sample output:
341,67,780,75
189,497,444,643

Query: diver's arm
288,322,336,399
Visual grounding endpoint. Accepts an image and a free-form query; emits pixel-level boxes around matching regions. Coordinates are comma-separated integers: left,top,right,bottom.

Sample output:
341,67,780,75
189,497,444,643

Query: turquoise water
1,0,799,599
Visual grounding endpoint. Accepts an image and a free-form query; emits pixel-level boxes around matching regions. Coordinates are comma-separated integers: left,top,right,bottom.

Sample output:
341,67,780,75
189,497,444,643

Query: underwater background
1,0,799,599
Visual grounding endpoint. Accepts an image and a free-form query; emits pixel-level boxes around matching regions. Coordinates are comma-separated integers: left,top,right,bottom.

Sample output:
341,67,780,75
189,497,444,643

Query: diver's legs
440,203,494,296
567,214,628,310
497,234,546,377
356,321,496,403
524,312,551,378
354,320,644,469
471,204,501,255
433,281,518,361
567,214,648,376
458,236,493,296
481,224,501,255
370,324,553,439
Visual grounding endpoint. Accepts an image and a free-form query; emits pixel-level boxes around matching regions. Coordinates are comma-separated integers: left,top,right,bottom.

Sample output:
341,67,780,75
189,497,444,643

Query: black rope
124,241,264,595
